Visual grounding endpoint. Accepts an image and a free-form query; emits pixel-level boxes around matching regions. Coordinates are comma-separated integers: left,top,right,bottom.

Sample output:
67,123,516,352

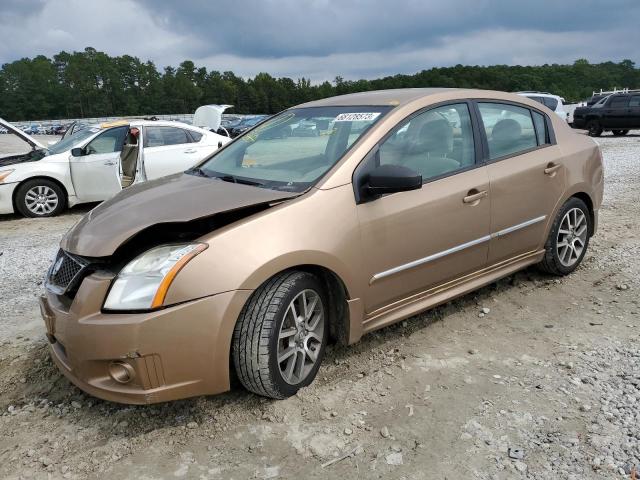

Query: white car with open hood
0,117,231,217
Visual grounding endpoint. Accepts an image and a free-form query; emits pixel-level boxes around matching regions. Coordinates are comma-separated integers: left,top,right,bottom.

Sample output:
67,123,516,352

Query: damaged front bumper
40,271,251,404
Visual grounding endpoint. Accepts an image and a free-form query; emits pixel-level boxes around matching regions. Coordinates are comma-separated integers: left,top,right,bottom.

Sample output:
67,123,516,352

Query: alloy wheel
25,185,59,215
276,289,324,385
556,207,588,267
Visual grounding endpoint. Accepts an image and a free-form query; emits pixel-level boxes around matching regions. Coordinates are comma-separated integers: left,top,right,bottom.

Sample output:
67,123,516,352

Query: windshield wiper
213,174,265,187
186,167,210,177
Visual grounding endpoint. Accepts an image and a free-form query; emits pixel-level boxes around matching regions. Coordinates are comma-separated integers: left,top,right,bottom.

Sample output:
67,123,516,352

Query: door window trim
352,99,485,203
470,99,556,165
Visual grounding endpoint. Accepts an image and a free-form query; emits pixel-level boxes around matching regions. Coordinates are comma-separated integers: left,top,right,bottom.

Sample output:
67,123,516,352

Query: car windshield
592,96,610,108
194,106,392,192
46,128,100,154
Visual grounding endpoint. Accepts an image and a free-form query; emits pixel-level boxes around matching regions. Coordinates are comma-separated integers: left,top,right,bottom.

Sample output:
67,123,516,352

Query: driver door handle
463,190,488,204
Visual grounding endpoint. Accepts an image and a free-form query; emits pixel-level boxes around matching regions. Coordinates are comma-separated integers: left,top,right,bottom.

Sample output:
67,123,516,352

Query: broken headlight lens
103,243,207,311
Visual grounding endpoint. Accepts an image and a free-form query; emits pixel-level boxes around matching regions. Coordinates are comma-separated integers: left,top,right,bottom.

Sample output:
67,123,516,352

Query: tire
232,271,328,399
586,120,602,137
14,179,66,218
538,197,591,276
611,129,629,136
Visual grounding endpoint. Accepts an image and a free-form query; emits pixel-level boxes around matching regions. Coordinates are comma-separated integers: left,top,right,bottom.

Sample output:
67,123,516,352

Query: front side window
85,126,128,154
609,96,630,109
196,106,391,192
144,127,192,147
629,96,640,107
478,103,538,160
378,103,475,181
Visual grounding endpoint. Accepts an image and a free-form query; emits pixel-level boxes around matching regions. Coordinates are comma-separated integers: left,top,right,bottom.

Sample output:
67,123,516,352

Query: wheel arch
12,175,70,211
570,191,595,236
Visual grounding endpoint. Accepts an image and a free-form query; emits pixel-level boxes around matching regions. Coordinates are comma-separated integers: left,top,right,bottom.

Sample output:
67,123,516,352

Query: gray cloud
1,0,638,82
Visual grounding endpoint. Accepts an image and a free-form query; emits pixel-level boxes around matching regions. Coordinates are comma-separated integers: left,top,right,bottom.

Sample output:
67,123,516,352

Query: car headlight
104,243,207,311
0,169,15,182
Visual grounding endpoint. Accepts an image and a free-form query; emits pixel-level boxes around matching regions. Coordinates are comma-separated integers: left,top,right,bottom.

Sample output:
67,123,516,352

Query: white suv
516,92,568,122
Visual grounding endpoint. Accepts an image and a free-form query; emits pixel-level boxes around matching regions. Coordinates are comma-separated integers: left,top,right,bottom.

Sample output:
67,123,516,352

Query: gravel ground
0,131,639,479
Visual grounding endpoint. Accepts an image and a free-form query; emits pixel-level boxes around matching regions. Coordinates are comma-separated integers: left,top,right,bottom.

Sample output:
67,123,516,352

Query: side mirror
70,147,84,157
366,164,422,196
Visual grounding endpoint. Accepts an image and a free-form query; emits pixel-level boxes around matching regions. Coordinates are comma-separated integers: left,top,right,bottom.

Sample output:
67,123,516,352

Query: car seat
402,119,460,179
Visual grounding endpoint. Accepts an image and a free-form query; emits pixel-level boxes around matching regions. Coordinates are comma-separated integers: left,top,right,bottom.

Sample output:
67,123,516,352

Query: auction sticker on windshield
334,112,381,122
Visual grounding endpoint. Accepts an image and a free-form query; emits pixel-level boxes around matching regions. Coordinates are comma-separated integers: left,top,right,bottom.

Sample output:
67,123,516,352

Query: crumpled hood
61,173,299,257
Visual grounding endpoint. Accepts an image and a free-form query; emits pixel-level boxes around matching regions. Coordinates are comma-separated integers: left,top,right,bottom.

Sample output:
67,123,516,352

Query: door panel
143,145,201,180
69,126,127,202
486,146,565,263
357,167,491,313
142,126,202,180
70,151,122,202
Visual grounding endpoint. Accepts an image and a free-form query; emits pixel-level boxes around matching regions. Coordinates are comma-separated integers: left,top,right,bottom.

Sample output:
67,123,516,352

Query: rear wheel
232,271,327,399
586,120,602,137
15,179,66,218
538,197,591,276
611,129,629,136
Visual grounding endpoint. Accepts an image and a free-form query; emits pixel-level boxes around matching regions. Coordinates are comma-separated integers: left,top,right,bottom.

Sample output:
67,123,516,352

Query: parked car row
0,117,231,217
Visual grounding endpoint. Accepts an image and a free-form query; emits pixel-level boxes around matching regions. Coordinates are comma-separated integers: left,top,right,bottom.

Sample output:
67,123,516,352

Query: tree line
1,47,638,121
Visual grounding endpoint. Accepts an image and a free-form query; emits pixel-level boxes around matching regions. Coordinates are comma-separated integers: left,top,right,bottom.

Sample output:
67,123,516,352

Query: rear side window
531,111,549,145
543,97,558,110
478,103,538,160
144,127,193,147
630,96,640,107
609,96,630,108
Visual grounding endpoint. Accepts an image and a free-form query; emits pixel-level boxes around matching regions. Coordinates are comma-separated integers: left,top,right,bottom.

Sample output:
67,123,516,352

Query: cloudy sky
1,0,638,82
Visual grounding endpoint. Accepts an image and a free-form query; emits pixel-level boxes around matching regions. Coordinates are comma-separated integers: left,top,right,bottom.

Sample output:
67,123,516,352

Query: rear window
543,97,558,110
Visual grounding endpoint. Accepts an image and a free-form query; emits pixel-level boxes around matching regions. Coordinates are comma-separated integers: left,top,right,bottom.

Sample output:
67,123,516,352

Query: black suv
573,93,640,136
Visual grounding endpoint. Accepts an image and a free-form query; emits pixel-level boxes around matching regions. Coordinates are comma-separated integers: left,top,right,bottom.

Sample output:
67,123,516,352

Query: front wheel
611,129,629,136
586,120,602,137
232,271,328,399
14,179,66,217
538,197,591,276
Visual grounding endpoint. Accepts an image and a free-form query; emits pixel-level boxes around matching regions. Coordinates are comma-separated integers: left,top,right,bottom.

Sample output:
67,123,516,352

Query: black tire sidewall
15,179,66,218
587,120,602,137
267,274,328,397
547,198,591,275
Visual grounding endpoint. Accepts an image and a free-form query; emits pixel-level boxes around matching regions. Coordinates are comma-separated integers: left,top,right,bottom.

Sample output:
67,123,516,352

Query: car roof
297,88,457,108
517,92,561,99
87,119,205,130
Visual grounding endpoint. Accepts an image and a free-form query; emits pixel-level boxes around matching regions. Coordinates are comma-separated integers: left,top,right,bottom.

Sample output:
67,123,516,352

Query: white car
0,117,231,217
516,92,568,121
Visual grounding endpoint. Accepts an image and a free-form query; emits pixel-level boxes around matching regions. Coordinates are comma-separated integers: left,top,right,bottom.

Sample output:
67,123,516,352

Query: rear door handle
544,163,562,175
463,190,488,204
183,148,197,154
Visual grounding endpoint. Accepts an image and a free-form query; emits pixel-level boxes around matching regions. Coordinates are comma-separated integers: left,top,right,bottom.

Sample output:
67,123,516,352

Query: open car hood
192,104,233,132
61,172,299,257
0,117,45,150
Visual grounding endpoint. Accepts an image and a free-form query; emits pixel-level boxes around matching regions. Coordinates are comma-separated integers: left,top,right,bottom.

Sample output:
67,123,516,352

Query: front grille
46,249,90,295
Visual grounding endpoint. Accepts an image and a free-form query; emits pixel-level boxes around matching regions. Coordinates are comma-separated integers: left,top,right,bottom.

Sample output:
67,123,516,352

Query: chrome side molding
370,215,547,284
